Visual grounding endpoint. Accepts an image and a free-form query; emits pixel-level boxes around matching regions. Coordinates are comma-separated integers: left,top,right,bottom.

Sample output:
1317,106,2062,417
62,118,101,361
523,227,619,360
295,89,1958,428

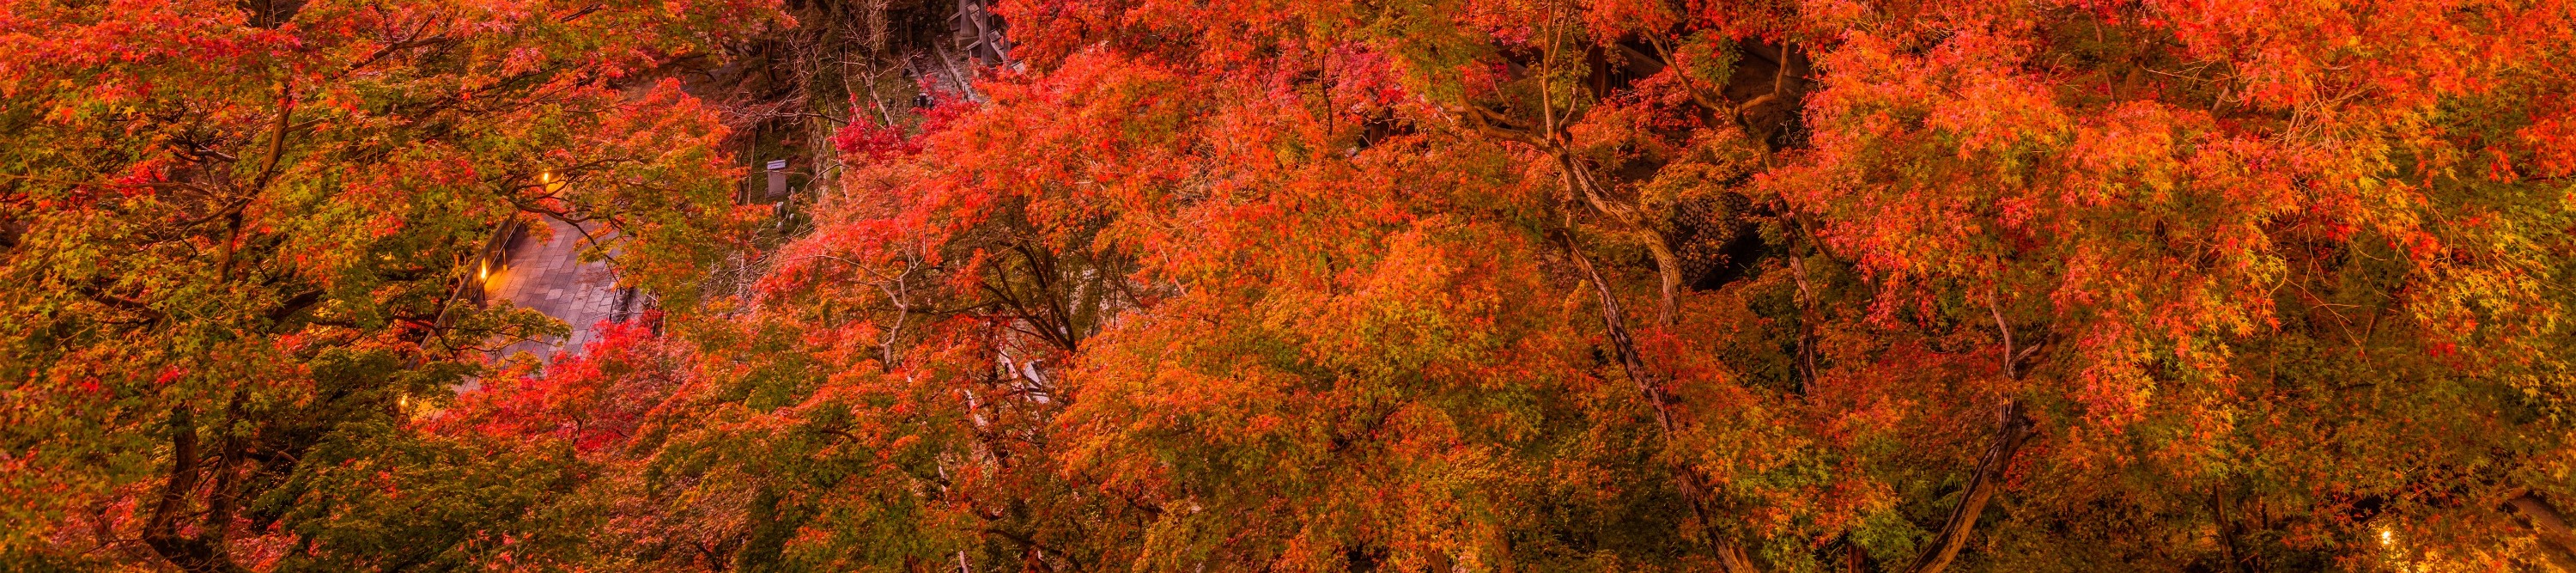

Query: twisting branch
1521,9,1683,326
1557,230,1765,572
874,256,916,370
1551,150,1685,325
1523,6,1754,566
143,407,251,573
247,76,297,195
1900,400,2036,573
1559,232,1680,436
1870,284,2045,573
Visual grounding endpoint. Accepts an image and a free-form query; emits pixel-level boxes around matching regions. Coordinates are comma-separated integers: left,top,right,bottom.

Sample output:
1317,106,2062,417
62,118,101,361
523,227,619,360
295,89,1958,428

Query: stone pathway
483,218,631,363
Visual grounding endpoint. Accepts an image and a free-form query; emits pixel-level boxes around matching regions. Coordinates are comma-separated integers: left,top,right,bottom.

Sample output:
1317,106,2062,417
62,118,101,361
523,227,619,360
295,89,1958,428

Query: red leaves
830,117,920,162
434,314,682,454
2522,95,2576,179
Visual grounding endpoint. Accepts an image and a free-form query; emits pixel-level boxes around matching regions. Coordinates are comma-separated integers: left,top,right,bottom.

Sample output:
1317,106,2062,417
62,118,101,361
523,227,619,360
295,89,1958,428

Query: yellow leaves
1297,220,1510,380
1044,205,1564,566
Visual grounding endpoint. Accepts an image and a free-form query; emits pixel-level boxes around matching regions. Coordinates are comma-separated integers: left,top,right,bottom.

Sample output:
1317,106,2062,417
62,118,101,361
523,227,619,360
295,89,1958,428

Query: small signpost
767,159,788,201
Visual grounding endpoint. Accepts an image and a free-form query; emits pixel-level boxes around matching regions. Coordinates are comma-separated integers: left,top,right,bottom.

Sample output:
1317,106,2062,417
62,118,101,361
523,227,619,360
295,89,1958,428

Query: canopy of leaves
9,0,2576,570
0,0,769,569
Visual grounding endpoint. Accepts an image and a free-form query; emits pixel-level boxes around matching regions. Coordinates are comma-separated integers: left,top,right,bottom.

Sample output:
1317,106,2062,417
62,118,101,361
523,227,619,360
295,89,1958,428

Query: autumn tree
13,0,2576,570
556,0,2576,570
0,0,771,569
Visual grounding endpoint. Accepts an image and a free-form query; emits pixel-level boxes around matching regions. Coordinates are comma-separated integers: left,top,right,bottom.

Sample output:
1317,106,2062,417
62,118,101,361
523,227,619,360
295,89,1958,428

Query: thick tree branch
265,289,326,325
1558,230,1762,572
143,408,249,573
246,76,297,195
2505,491,2576,570
1900,401,2035,573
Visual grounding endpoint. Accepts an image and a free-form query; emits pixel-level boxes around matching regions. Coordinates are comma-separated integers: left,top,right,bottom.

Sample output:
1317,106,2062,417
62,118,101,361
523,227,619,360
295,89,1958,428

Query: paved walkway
483,218,631,363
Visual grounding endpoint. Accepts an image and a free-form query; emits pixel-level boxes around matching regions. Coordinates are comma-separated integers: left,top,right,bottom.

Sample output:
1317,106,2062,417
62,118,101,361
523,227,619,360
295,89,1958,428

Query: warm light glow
479,261,489,281
539,171,552,184
2379,528,2394,546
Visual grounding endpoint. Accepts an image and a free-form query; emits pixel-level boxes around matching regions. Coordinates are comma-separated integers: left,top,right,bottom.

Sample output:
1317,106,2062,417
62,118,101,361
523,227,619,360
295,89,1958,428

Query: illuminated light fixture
479,261,489,281
2379,528,2393,546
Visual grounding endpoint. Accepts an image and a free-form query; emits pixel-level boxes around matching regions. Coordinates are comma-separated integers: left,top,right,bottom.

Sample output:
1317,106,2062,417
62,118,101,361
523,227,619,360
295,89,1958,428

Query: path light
2379,528,2394,546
